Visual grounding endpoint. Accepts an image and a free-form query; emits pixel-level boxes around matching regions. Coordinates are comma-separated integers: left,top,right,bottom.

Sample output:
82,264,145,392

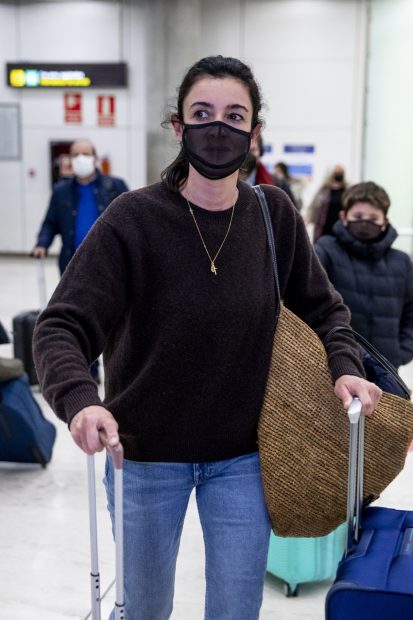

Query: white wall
197,0,368,211
0,0,146,253
363,0,413,253
0,0,368,252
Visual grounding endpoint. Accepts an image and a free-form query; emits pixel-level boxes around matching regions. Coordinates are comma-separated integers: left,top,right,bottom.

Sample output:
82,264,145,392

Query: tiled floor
0,255,412,620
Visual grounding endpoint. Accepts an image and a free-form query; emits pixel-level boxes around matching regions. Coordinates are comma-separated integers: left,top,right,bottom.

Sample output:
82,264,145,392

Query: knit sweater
33,181,364,462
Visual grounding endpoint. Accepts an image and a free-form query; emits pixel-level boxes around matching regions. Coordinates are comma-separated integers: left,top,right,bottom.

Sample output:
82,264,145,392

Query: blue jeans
103,451,271,620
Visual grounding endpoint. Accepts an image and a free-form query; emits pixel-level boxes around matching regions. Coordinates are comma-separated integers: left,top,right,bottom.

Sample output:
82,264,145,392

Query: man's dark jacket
315,220,413,367
36,171,128,274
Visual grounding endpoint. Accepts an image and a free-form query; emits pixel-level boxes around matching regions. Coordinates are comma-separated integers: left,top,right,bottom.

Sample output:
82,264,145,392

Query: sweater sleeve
267,188,365,381
33,217,132,426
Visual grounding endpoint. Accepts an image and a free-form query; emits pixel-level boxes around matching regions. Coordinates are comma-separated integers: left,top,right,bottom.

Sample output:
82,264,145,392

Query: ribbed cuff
329,357,366,383
62,386,103,428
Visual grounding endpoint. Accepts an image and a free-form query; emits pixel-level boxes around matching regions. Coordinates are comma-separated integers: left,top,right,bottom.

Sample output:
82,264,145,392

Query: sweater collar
332,219,398,260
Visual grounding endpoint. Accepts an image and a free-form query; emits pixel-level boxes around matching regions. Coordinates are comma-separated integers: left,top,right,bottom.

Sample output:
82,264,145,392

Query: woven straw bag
254,185,413,538
258,303,413,537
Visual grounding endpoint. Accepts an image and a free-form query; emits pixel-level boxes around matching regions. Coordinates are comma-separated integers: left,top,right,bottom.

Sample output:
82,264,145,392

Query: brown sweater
33,181,364,462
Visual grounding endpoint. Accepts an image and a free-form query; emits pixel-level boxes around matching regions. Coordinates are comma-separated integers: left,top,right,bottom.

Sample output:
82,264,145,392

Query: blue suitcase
0,372,56,465
325,401,413,619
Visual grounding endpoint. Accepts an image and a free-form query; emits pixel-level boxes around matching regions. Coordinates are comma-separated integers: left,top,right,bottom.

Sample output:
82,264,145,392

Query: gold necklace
186,196,236,276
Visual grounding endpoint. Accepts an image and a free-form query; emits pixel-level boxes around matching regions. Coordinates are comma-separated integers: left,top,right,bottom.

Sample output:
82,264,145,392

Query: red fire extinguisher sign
97,95,116,127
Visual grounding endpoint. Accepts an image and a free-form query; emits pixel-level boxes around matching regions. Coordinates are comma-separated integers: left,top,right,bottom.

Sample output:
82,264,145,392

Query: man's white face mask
71,154,95,179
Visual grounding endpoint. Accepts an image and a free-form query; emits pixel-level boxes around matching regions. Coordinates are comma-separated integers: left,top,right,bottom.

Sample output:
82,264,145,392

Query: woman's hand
69,405,119,454
334,375,382,416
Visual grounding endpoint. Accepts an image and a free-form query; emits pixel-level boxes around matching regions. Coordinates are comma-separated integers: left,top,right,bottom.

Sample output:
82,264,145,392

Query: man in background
32,138,128,275
32,138,128,382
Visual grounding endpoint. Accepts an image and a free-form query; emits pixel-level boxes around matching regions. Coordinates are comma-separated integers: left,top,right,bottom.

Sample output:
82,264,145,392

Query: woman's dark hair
161,55,264,192
342,181,391,215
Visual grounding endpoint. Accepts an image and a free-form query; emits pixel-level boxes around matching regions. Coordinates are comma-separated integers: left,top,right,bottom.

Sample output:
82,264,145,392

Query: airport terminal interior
1,0,413,618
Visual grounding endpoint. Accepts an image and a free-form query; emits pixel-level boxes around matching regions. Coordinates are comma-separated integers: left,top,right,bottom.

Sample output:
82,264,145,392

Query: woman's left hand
334,374,382,416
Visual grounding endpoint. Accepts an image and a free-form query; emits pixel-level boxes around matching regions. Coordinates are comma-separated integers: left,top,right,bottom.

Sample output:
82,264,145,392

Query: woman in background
307,164,348,242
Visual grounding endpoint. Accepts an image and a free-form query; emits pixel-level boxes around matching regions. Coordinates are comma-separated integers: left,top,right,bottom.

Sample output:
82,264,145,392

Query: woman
315,181,413,369
33,56,380,620
307,164,348,242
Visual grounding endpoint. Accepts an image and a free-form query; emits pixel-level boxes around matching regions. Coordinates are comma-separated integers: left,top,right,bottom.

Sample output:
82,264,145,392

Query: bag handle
325,325,410,400
253,185,281,320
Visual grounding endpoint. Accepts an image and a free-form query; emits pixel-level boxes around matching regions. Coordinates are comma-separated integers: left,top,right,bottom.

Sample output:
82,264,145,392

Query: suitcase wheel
283,582,299,597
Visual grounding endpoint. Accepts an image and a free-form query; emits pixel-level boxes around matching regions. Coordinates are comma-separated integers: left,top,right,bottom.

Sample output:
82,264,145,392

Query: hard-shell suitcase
0,372,56,465
87,439,125,619
325,400,413,619
12,259,48,386
0,319,9,344
13,310,40,385
267,523,346,596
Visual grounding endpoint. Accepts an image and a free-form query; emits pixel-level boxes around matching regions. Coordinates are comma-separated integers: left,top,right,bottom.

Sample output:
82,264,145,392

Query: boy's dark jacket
315,220,413,367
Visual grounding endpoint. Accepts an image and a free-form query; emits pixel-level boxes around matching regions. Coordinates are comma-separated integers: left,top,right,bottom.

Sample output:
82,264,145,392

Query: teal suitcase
266,523,346,596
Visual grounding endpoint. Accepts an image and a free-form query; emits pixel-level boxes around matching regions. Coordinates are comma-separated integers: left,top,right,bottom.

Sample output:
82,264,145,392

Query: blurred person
315,181,413,368
32,139,128,275
32,139,128,382
273,161,305,211
33,56,380,620
307,164,348,242
240,133,275,185
240,135,297,206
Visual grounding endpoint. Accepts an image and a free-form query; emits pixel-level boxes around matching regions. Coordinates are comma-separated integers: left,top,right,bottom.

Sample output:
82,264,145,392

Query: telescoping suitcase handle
35,256,48,310
87,436,125,620
345,397,365,556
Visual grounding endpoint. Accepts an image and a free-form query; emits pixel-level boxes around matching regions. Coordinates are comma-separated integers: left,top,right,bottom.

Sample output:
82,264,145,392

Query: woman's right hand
69,405,119,455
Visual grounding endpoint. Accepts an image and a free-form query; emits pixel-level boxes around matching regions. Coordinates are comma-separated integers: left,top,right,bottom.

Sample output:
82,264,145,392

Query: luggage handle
346,397,365,556
35,256,48,310
87,435,125,620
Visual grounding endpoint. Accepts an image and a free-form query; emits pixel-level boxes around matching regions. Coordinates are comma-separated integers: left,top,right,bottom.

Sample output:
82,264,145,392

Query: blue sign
288,164,313,177
283,145,315,154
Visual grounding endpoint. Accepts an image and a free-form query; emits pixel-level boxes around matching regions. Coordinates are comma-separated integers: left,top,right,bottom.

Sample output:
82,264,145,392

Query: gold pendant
211,262,217,275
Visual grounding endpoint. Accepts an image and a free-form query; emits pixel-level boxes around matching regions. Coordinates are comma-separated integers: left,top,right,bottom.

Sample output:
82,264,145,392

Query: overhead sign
97,95,115,127
6,63,127,88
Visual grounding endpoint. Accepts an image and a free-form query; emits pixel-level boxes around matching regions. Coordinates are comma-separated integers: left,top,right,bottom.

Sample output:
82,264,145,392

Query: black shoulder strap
253,185,281,315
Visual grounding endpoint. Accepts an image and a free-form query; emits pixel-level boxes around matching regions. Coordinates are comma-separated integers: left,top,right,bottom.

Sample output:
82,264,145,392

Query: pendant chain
186,195,236,276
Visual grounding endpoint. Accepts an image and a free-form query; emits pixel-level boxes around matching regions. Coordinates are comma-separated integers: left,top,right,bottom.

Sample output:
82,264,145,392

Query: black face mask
182,121,252,180
347,219,384,242
333,172,344,183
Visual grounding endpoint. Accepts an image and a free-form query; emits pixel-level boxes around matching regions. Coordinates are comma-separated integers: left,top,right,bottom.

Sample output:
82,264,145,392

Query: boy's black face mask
182,121,252,180
347,219,385,242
